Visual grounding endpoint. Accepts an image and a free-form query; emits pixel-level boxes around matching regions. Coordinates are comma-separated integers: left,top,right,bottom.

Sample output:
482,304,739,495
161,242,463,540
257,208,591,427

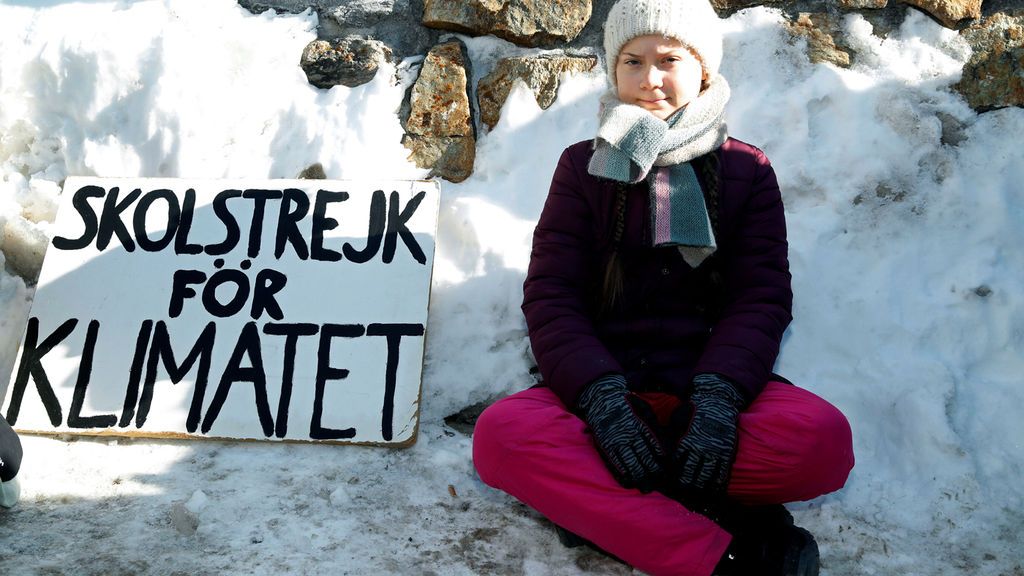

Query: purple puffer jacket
522,137,792,409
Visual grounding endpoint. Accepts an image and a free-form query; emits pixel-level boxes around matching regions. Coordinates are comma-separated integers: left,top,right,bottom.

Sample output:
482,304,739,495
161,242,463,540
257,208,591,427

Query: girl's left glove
671,373,745,497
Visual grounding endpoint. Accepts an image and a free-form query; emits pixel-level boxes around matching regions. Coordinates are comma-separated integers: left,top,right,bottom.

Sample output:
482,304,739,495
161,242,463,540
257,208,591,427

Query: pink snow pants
472,382,854,576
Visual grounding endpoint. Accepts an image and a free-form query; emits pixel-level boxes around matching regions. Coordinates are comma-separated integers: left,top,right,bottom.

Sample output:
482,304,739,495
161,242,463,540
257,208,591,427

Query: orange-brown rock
787,13,852,68
954,13,1024,111
901,0,982,29
403,41,476,182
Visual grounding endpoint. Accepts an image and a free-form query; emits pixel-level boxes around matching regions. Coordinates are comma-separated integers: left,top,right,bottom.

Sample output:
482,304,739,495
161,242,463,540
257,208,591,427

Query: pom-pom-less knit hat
603,0,723,88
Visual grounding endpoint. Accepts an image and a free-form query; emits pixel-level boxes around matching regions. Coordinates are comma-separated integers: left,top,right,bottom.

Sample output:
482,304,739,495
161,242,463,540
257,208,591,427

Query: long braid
697,151,725,314
599,183,629,316
698,151,721,241
599,152,723,317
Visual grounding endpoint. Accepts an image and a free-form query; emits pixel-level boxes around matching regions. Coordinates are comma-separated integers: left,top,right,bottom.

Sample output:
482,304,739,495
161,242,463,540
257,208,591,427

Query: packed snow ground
1,1,1022,575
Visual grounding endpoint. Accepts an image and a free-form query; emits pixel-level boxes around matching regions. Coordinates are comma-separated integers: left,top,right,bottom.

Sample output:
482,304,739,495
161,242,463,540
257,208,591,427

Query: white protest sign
1,177,439,446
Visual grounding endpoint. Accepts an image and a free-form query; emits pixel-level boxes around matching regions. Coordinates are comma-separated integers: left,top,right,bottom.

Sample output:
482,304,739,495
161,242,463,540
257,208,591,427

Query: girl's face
614,35,705,120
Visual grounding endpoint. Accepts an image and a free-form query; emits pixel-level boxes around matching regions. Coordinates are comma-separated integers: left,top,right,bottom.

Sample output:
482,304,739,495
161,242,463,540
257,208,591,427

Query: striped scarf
588,74,730,267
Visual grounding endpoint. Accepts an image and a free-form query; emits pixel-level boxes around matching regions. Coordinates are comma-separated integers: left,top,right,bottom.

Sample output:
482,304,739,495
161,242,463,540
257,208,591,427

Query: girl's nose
641,66,663,89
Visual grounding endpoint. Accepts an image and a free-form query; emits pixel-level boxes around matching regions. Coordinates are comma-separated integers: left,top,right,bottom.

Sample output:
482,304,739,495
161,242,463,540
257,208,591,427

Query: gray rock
984,0,1024,18
954,12,1024,111
325,0,397,27
243,1,436,61
850,5,914,39
443,401,492,436
321,0,439,61
403,41,476,182
901,0,982,28
237,0,312,15
300,37,393,89
838,0,888,8
558,0,615,51
936,112,967,146
711,0,782,13
402,134,476,182
477,55,597,130
422,0,593,47
369,18,440,61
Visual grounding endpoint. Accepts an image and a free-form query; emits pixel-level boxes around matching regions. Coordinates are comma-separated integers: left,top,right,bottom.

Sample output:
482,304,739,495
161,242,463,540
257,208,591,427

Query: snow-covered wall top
286,0,1024,182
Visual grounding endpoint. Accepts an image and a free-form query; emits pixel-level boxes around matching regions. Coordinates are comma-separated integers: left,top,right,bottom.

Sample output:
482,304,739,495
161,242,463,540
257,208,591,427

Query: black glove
577,374,665,492
671,373,745,498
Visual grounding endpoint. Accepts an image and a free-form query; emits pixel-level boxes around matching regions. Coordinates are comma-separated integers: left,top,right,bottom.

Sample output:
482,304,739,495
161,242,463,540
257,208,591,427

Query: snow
0,1,1021,575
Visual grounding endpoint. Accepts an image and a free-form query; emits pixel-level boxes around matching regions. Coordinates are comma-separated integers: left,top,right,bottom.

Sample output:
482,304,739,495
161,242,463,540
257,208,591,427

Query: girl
473,0,854,574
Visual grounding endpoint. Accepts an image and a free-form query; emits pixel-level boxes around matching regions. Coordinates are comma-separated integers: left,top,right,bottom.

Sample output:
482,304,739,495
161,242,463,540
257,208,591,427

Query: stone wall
241,0,1024,182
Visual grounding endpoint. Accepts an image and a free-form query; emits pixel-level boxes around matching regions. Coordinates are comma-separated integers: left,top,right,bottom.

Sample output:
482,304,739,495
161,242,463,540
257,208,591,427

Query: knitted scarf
588,74,731,267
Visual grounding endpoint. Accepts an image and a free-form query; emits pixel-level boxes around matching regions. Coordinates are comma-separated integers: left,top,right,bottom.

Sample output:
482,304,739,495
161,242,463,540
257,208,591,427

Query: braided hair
598,181,630,317
598,151,723,317
695,152,726,314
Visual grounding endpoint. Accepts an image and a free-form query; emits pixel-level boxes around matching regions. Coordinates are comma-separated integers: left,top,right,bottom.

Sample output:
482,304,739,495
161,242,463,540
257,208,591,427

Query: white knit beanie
603,0,724,88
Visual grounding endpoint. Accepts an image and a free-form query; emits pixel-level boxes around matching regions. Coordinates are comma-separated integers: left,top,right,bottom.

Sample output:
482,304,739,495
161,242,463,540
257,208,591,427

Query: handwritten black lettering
4,317,77,426
383,190,427,264
311,323,364,440
52,185,104,250
367,323,425,441
138,321,216,433
133,189,179,252
67,320,117,429
263,323,319,438
310,190,349,262
201,322,274,437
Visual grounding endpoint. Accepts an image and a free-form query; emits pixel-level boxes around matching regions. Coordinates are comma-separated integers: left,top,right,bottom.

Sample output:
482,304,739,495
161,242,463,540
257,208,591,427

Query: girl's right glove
671,373,745,498
577,374,665,493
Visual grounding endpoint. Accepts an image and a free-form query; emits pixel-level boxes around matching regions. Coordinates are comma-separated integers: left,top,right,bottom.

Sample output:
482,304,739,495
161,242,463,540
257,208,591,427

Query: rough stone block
955,13,1024,111
423,0,592,47
477,55,597,130
300,37,393,89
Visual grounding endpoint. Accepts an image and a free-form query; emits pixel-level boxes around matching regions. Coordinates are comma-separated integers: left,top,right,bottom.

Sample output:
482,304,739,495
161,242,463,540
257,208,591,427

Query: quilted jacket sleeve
522,146,623,409
693,146,793,403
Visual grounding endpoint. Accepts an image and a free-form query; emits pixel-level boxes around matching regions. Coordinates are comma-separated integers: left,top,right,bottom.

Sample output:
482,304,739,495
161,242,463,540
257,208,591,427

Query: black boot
715,502,794,534
551,524,629,565
553,524,590,548
712,505,820,576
